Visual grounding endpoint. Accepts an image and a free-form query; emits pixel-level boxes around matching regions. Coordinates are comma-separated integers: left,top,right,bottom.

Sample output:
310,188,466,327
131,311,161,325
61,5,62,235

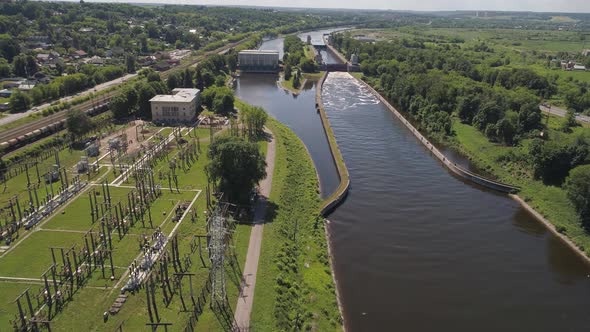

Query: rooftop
238,50,280,55
150,88,200,103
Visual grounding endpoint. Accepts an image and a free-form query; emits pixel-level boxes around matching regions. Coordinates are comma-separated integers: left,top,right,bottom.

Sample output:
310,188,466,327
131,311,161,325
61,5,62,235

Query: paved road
0,73,137,127
540,104,590,123
234,129,276,331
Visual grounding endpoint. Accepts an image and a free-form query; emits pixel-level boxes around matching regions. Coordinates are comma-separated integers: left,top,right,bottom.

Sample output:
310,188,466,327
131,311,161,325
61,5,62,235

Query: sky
76,0,590,13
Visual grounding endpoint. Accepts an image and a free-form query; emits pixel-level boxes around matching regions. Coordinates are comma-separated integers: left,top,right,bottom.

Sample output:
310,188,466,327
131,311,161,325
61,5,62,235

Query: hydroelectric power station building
238,50,280,72
150,88,201,125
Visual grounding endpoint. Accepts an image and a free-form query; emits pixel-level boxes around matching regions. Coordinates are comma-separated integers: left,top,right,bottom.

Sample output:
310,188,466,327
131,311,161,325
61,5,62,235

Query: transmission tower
207,202,231,306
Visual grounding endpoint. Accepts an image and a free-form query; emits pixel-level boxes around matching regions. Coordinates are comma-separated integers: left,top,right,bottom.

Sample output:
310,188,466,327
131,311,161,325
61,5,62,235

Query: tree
139,34,149,54
182,68,194,88
135,82,157,119
9,90,31,113
13,54,38,77
0,157,6,180
147,71,161,83
517,102,541,134
213,93,234,115
292,70,301,89
300,58,316,73
125,54,136,73
206,136,266,202
201,86,234,114
0,35,20,62
211,74,224,87
167,72,180,90
240,105,268,137
226,54,237,72
284,63,292,81
66,109,93,140
0,62,10,78
561,109,578,133
565,165,590,226
496,117,516,145
529,138,588,184
456,95,480,124
110,88,137,119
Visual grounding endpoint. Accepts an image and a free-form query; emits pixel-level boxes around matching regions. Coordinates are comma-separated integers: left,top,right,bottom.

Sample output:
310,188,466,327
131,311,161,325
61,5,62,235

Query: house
150,88,201,125
86,56,104,65
2,80,25,89
0,89,13,98
138,56,157,67
154,61,171,71
582,49,590,57
112,46,125,57
573,64,587,71
78,27,94,33
562,61,576,70
36,54,51,63
154,51,170,60
71,50,88,59
26,36,52,50
0,102,10,111
27,35,50,44
167,59,180,66
18,81,36,91
32,72,51,84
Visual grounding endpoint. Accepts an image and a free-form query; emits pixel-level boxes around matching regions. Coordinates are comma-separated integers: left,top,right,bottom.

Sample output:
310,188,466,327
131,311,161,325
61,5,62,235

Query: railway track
0,91,116,144
0,37,250,151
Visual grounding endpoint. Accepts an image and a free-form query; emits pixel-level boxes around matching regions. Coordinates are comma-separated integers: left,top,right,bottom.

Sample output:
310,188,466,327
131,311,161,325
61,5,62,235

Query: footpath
233,128,276,330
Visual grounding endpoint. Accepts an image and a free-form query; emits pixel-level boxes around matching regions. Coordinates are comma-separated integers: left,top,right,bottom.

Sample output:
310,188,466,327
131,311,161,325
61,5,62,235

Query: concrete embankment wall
326,44,347,64
356,79,519,194
315,72,352,216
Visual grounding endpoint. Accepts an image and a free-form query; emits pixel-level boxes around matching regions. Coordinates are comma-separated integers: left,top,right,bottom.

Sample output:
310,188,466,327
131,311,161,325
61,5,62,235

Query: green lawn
279,73,303,94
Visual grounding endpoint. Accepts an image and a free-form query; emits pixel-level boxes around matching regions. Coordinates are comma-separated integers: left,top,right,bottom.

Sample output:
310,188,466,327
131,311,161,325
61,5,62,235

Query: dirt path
234,129,276,331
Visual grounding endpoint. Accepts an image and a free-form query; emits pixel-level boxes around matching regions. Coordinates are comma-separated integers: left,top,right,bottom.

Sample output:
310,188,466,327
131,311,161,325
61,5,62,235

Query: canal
237,33,590,331
233,73,340,198
323,72,590,331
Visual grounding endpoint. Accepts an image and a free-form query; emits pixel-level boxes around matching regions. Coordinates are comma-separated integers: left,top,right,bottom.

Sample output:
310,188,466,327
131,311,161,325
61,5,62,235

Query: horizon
47,0,590,15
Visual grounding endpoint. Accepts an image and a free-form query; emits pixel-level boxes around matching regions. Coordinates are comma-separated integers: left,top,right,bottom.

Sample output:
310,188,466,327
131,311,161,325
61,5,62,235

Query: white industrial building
238,50,280,72
150,88,201,125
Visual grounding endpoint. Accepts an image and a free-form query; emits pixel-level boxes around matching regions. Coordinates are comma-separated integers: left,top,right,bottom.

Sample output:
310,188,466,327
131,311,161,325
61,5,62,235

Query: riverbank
250,116,342,331
452,121,590,264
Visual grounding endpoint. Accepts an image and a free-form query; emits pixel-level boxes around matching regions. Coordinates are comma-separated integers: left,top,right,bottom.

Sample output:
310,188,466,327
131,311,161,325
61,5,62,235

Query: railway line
0,37,250,152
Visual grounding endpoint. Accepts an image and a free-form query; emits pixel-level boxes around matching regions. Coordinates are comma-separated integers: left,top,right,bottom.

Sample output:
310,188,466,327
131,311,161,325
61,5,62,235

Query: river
323,72,590,331
234,73,340,198
237,34,590,331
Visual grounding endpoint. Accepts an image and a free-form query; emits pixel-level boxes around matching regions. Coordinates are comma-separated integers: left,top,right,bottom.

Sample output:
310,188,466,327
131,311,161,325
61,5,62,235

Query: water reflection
234,72,340,198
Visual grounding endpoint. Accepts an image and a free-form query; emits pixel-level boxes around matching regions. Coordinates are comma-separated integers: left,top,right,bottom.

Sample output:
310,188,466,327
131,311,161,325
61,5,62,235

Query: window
162,106,179,117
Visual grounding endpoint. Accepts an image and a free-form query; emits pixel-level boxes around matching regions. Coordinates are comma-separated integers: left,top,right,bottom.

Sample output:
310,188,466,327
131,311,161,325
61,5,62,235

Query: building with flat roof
150,88,200,125
238,50,280,72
